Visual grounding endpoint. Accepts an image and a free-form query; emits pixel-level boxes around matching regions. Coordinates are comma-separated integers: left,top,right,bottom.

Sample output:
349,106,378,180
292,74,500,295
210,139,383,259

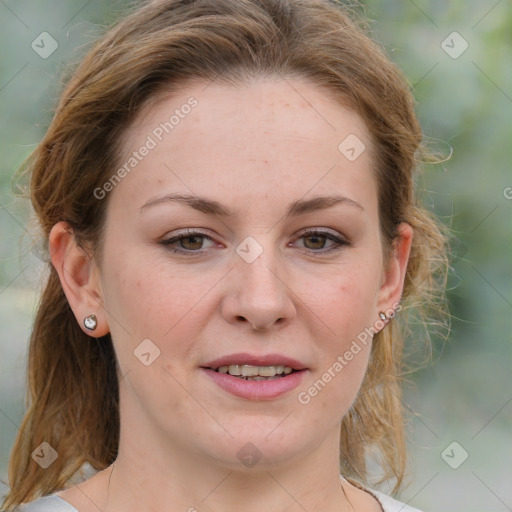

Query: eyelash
160,228,349,256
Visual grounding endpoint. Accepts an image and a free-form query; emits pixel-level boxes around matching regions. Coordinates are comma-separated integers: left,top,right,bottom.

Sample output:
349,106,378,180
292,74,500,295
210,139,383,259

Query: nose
221,245,296,332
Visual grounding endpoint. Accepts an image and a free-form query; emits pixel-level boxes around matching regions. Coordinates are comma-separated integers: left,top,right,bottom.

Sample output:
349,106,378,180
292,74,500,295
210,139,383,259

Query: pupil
182,236,202,250
305,235,325,249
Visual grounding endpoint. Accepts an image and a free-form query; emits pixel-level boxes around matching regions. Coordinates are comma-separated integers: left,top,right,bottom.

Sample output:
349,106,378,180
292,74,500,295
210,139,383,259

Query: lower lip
201,368,307,400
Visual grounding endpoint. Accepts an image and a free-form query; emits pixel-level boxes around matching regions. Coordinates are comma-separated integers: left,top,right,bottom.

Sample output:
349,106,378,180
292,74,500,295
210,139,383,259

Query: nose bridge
239,237,286,302
223,234,295,330
242,248,282,296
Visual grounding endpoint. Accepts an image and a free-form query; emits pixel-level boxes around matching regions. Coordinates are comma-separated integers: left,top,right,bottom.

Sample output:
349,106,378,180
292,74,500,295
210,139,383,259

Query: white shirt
14,487,423,511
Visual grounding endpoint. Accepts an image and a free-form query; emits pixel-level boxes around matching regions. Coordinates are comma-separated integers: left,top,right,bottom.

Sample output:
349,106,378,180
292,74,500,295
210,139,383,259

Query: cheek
301,330,373,424
102,250,190,333
99,249,219,372
300,261,380,408
306,260,381,341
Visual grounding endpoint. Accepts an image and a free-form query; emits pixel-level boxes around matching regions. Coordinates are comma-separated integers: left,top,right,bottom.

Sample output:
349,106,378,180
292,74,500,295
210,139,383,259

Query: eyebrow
139,193,364,217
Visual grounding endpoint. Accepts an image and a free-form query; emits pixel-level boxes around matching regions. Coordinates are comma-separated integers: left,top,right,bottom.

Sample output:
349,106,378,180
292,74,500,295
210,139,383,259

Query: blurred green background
0,1,510,511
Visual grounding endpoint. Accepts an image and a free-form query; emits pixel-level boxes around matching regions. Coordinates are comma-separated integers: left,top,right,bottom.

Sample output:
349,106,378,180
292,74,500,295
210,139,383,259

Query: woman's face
92,78,409,469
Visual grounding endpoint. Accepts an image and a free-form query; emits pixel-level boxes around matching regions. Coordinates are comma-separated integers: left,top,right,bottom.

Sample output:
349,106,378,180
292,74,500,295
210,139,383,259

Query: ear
376,222,413,319
49,221,110,337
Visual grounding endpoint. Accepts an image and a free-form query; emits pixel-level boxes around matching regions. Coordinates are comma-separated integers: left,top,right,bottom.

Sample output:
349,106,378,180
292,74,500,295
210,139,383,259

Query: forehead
109,78,377,219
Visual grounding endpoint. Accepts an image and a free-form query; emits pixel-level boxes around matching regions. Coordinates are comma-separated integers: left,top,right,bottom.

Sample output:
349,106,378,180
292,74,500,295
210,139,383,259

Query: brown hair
2,0,448,508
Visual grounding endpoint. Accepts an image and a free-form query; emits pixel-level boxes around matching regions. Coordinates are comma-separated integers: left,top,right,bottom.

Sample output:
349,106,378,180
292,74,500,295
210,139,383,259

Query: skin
50,77,412,512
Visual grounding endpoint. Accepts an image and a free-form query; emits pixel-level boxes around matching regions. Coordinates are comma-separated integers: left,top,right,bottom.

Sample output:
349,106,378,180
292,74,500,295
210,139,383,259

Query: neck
98,426,352,512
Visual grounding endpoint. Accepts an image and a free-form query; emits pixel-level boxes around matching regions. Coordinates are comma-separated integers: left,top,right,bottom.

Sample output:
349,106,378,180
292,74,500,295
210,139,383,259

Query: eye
293,229,349,254
161,229,215,254
160,228,349,256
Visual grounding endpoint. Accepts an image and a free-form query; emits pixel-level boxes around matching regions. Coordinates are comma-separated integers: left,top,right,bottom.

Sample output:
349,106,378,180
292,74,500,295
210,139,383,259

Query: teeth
228,364,241,375
257,366,276,377
241,365,260,377
216,364,295,377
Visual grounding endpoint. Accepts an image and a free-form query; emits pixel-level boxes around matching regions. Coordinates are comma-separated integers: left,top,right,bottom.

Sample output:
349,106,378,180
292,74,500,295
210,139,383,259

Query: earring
84,314,98,331
379,312,387,321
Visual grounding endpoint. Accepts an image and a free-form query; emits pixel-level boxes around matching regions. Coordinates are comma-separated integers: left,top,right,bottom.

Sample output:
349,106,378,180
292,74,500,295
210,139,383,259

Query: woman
2,0,448,511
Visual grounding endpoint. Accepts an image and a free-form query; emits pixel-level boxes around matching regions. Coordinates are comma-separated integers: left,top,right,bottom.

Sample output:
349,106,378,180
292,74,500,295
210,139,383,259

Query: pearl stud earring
84,314,98,331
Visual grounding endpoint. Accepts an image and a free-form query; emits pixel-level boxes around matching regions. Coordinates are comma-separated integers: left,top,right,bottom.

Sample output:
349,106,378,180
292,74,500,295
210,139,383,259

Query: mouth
207,364,299,381
200,353,308,399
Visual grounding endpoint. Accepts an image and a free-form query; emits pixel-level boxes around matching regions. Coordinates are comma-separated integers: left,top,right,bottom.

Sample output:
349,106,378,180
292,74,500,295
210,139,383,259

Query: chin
199,424,310,471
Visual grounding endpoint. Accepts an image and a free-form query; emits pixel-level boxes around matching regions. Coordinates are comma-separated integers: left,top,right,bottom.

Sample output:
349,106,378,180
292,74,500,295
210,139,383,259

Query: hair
1,0,449,509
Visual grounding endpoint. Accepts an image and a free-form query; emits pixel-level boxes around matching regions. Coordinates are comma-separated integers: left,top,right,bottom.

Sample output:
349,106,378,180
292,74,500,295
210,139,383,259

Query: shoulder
343,477,424,512
368,488,424,512
13,494,78,512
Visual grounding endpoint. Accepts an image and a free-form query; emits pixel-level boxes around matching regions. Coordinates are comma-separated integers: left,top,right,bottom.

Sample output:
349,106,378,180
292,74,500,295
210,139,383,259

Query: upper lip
202,352,308,371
